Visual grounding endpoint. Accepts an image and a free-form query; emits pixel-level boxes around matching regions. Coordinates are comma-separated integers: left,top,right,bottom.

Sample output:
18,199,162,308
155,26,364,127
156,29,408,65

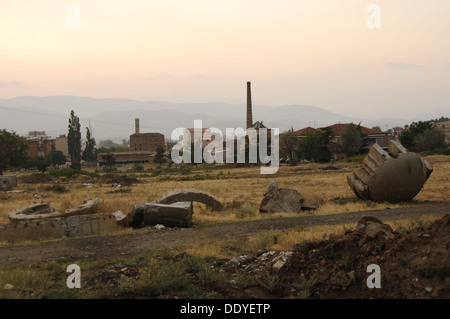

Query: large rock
0,175,17,191
157,188,223,211
259,180,318,213
354,216,396,241
347,141,433,203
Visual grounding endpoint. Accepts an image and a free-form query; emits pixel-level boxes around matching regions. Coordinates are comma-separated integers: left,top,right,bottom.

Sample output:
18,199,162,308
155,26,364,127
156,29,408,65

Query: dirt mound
283,214,450,298
19,173,54,184
218,214,450,299
99,173,139,186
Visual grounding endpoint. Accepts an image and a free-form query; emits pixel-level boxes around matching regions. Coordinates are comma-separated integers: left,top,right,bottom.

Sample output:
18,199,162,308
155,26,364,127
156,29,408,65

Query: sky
0,0,449,119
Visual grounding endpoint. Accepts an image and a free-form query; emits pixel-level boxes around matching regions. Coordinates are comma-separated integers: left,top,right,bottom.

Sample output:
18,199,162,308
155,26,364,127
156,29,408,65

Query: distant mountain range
0,96,441,143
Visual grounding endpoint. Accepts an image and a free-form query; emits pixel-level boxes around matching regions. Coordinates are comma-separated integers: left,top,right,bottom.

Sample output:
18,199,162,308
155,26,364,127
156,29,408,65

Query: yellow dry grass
0,155,448,225
184,214,443,259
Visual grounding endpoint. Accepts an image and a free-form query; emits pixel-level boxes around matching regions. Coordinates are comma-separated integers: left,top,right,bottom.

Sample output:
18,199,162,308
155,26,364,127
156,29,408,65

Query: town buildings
97,119,165,166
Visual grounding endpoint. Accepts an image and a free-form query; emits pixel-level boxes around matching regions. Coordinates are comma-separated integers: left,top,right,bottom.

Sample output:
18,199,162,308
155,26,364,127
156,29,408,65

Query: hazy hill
0,96,417,142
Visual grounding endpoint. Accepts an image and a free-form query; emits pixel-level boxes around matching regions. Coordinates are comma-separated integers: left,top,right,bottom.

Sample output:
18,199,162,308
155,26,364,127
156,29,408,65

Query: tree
82,127,96,162
400,121,433,150
400,121,445,152
341,123,363,157
67,110,82,170
35,157,49,173
46,150,67,167
154,146,166,164
413,127,446,152
0,129,29,175
297,129,332,163
280,127,298,165
102,153,116,170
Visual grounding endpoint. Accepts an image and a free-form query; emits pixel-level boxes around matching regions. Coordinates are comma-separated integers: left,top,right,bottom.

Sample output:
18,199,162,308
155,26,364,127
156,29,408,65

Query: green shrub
427,147,450,156
132,164,144,172
48,169,99,178
101,166,117,172
150,170,161,177
338,155,365,163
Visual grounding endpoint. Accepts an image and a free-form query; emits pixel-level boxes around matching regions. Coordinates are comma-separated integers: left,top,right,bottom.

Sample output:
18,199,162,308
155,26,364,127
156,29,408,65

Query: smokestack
246,81,253,129
135,118,140,134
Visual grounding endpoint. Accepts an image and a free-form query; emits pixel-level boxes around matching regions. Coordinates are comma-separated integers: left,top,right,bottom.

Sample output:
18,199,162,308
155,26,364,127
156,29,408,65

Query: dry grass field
1,155,448,225
0,155,448,300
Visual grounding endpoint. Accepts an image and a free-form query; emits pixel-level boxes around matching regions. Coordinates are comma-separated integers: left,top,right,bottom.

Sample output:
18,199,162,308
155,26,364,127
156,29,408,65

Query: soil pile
219,214,450,298
19,173,54,184
99,173,139,186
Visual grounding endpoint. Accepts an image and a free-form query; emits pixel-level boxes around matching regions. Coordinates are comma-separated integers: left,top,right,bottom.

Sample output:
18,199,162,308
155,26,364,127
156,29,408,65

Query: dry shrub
235,203,258,219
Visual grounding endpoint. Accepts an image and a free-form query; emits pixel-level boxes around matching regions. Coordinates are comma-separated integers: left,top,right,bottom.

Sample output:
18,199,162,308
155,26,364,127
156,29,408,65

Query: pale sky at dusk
0,0,449,119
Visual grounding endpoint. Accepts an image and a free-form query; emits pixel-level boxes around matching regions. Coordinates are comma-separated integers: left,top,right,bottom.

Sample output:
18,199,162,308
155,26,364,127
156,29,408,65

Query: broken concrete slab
259,180,318,213
123,201,194,228
0,198,124,242
143,201,193,228
157,188,223,211
347,141,433,203
0,175,17,191
8,198,99,223
0,213,123,242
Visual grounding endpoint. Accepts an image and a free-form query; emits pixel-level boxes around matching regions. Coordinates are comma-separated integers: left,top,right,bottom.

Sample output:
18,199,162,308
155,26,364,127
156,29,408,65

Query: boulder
347,141,433,203
301,199,319,211
259,180,318,213
0,175,17,191
354,216,396,241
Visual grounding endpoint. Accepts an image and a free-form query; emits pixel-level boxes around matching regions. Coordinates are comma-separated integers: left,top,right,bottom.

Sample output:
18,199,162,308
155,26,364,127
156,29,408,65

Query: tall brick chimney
246,81,253,129
135,118,140,134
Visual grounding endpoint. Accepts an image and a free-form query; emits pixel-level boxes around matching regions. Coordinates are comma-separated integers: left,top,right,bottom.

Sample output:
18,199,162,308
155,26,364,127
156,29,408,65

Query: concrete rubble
259,180,318,213
0,198,125,242
226,250,295,277
123,189,224,228
122,201,194,228
157,188,224,211
347,140,433,203
8,198,100,222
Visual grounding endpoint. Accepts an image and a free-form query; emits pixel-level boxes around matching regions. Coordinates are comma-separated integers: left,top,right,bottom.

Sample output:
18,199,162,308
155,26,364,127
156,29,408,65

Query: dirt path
1,202,449,268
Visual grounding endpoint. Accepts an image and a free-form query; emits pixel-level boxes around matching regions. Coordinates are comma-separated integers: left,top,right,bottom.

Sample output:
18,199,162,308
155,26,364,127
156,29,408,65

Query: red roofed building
325,123,390,149
294,123,391,159
293,126,320,137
